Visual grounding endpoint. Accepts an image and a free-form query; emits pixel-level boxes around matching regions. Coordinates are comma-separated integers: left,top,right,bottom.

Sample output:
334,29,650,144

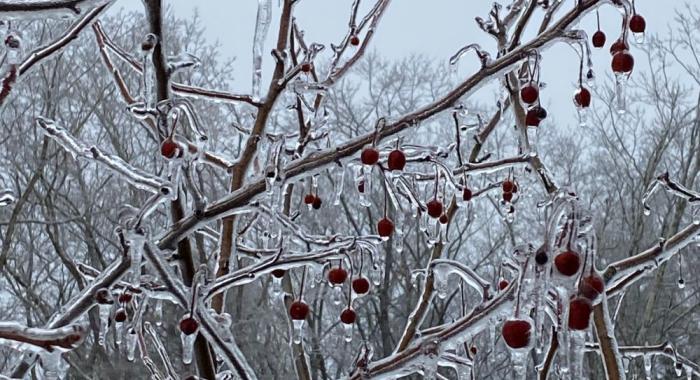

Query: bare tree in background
0,1,698,380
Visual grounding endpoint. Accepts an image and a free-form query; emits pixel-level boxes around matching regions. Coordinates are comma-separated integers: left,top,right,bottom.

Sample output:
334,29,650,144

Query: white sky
113,1,683,127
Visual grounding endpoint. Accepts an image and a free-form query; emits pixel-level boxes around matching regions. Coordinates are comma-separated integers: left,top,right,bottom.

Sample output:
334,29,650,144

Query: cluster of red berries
591,12,645,75
521,82,547,127
568,272,605,330
161,137,183,159
501,178,518,204
303,192,323,210
361,145,406,171
114,291,133,323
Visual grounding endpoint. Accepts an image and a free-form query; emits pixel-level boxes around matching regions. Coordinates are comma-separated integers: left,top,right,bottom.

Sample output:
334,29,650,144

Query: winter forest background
0,0,699,379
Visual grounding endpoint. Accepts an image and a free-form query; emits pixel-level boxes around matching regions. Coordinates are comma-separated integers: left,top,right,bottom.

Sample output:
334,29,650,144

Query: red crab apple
301,62,313,73
592,30,606,48
502,180,515,193
462,187,473,201
349,34,360,46
629,14,646,33
304,194,315,205
568,296,593,330
179,317,199,335
610,38,629,55
554,250,581,276
118,292,132,304
289,301,310,320
312,196,322,210
377,217,394,237
503,192,514,203
578,273,605,301
352,277,370,294
387,149,406,171
526,106,547,127
470,346,477,355
574,87,591,108
520,83,539,104
160,138,180,159
535,248,548,265
340,308,357,324
439,214,448,224
498,280,509,290
114,308,127,323
328,267,348,285
361,147,379,165
612,51,634,73
426,199,443,218
502,319,532,349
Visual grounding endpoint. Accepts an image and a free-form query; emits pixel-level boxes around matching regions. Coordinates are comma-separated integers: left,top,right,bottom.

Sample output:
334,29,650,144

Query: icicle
141,34,156,108
252,0,272,98
38,351,64,380
568,330,586,379
342,323,353,342
128,232,145,287
674,362,683,377
126,329,138,361
271,277,283,298
333,165,345,205
614,73,628,114
510,350,528,380
154,299,163,326
292,319,305,344
181,330,197,364
331,285,343,306
97,304,110,346
4,30,23,65
433,266,449,300
370,263,383,286
684,364,692,380
527,126,538,156
643,354,652,380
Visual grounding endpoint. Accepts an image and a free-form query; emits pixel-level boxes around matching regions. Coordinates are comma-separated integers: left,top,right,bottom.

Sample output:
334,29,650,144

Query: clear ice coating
252,0,272,98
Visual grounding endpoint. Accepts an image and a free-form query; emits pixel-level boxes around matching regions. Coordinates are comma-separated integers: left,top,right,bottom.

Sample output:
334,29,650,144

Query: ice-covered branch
641,172,700,214
584,342,700,377
0,323,85,353
0,0,110,19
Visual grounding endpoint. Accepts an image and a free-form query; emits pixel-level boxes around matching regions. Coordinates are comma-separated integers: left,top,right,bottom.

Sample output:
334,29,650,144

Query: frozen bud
141,33,158,52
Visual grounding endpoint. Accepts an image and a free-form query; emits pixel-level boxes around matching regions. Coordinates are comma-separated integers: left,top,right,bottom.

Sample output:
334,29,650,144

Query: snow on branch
0,0,111,19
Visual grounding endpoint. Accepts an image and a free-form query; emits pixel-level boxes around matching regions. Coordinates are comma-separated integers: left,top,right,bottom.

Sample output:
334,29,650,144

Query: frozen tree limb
0,0,110,19
0,323,85,353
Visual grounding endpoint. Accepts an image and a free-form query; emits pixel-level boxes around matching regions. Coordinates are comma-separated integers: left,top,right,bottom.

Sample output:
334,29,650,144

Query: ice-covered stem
0,323,85,353
160,1,605,252
593,290,626,380
583,342,700,377
641,172,700,214
0,0,111,18
537,326,559,380
0,2,109,107
144,323,178,379
428,259,491,301
349,283,517,379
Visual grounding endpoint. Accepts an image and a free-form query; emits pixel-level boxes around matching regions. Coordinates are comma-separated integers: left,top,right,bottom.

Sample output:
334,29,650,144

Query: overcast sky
113,1,683,127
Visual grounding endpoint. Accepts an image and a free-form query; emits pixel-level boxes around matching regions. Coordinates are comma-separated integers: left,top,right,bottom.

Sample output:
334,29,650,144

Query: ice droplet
181,331,197,364
126,329,138,361
292,319,305,344
154,299,163,326
97,304,110,346
342,322,353,342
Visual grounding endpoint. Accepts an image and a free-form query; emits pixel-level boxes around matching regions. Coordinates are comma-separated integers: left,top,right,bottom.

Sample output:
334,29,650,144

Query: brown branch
0,323,86,353
0,0,110,18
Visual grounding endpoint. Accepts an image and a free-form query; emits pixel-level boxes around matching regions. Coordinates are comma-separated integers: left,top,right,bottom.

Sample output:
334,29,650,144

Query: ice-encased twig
0,0,111,19
251,0,272,98
144,322,178,380
429,259,491,301
196,308,258,380
0,322,85,354
641,172,700,214
36,117,172,195
0,189,15,206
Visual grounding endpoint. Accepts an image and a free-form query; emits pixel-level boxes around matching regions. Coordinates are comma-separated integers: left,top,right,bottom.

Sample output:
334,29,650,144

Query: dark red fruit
554,250,581,276
426,199,443,218
462,188,473,201
349,35,360,46
503,192,513,203
312,196,322,210
160,138,179,159
470,345,477,355
568,297,593,330
520,84,539,104
439,214,448,224
304,194,315,205
612,51,634,73
118,292,133,304
629,14,646,33
361,147,379,165
340,308,357,324
95,289,112,305
357,181,365,193
328,267,348,284
301,62,313,72
502,180,515,193
377,218,394,237
114,308,127,323
289,301,310,320
574,87,591,108
578,273,605,300
535,248,548,265
179,317,199,335
498,280,509,290
502,319,532,349
526,106,547,127
610,38,629,55
271,269,286,278
387,150,406,171
592,30,606,48
352,278,370,294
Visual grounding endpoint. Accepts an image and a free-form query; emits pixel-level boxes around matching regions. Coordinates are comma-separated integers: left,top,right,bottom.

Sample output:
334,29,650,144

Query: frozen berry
462,188,473,201
554,250,581,276
502,180,515,193
95,288,112,305
579,273,605,301
535,247,548,265
352,278,370,294
387,149,406,171
340,308,357,324
498,280,509,290
179,317,199,335
612,51,634,73
592,30,606,48
377,218,394,237
609,38,629,55
118,292,133,304
328,267,348,285
439,214,448,224
289,301,310,320
312,196,322,210
304,194,315,205
568,297,592,330
503,192,513,203
161,138,180,159
520,84,539,104
361,147,379,165
114,308,127,323
629,14,646,33
301,62,313,72
426,199,443,218
271,269,286,278
357,180,365,193
574,87,591,108
349,35,360,46
502,319,531,349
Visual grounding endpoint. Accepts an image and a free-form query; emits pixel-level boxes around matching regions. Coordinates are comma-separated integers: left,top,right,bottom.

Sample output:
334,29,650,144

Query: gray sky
113,1,683,126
